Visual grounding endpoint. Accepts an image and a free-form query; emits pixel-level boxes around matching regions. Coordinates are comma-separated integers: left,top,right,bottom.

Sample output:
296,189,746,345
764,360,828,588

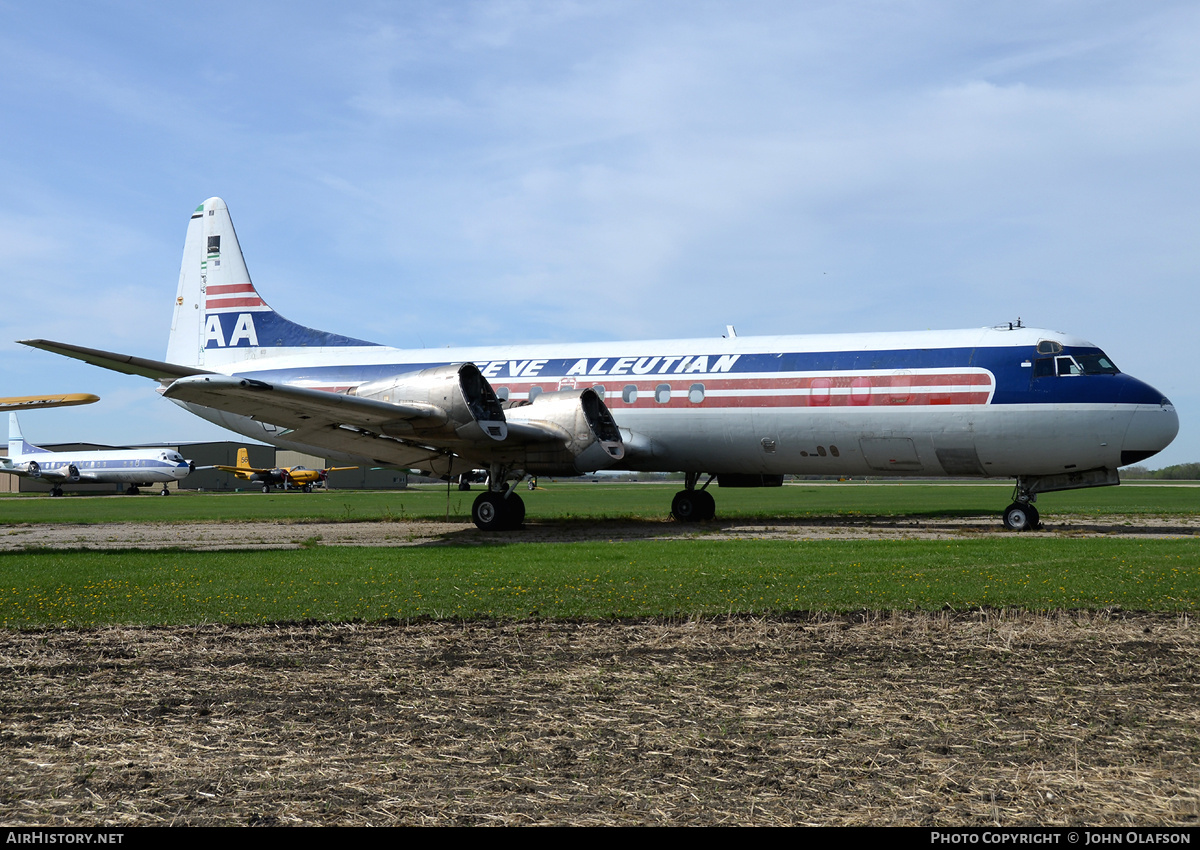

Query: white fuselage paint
5,443,192,488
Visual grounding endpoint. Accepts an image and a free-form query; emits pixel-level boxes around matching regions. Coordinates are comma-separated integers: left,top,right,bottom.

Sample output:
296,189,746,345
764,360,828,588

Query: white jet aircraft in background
2,412,193,496
22,197,1178,528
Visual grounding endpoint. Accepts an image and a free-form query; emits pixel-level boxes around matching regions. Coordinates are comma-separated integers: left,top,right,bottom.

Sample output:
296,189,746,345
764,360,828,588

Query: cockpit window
1034,349,1120,378
1057,356,1081,376
1074,353,1119,375
1036,340,1063,355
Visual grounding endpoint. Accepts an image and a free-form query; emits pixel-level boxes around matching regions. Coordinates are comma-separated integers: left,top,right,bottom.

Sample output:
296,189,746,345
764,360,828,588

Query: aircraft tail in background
7,413,46,461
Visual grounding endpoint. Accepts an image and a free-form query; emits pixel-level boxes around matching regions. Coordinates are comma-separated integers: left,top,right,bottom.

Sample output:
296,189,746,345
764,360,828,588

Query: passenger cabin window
688,383,705,404
655,384,671,404
496,387,510,401
593,385,605,399
810,377,832,407
528,386,543,401
622,385,638,404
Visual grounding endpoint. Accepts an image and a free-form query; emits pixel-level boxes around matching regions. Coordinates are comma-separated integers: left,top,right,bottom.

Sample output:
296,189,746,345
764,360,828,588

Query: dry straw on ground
3,610,1198,826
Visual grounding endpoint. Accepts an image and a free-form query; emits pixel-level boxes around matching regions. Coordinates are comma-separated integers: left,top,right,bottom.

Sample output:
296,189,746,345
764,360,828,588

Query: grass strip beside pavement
2,537,1196,627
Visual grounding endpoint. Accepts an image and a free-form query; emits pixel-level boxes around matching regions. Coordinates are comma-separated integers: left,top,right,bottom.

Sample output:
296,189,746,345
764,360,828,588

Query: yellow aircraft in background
212,448,356,493
0,393,100,410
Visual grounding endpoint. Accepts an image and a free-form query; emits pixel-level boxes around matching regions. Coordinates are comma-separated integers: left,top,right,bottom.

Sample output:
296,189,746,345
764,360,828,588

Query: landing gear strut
672,473,716,522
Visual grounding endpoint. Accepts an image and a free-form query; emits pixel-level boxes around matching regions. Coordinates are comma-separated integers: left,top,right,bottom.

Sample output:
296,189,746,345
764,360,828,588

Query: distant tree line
1121,463,1200,480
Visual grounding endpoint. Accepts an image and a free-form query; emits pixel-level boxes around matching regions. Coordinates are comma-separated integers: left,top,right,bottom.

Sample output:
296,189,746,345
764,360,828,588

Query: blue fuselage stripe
234,344,1167,407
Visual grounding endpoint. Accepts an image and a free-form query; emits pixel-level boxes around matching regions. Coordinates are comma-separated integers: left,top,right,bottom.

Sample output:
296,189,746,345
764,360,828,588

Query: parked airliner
2,413,193,496
22,197,1178,528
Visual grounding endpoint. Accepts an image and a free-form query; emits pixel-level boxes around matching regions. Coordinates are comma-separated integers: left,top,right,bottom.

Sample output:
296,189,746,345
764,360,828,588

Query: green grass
2,481,1198,524
3,484,1196,628
2,538,1197,627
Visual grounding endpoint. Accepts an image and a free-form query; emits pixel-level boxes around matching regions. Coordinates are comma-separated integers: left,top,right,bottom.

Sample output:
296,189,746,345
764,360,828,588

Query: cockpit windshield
1073,353,1120,375
1032,348,1120,378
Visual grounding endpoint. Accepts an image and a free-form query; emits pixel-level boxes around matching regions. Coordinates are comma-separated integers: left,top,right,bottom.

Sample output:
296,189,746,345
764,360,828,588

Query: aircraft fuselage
177,325,1177,482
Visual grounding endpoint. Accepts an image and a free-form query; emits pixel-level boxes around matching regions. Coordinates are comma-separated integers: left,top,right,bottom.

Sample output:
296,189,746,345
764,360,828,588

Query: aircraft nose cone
1121,397,1179,467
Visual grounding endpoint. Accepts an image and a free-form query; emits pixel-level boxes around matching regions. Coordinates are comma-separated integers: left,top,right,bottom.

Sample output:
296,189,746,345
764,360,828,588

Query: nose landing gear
1002,478,1042,531
1002,501,1040,531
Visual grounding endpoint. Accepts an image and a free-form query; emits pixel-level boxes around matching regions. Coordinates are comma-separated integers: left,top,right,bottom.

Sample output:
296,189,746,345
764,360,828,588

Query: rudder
7,413,46,460
166,198,379,371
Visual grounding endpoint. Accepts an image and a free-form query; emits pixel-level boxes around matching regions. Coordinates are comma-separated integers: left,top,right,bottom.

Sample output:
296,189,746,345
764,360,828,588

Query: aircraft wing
0,393,100,410
0,460,74,481
161,375,468,472
18,340,210,382
2,463,75,482
162,374,452,433
26,339,624,475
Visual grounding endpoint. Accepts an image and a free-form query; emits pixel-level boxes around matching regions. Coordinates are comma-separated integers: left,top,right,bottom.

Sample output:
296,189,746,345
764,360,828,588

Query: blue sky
2,1,1197,468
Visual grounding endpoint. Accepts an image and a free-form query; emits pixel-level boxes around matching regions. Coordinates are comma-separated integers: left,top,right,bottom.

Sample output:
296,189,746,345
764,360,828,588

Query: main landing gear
471,490,525,531
470,465,527,531
671,473,716,522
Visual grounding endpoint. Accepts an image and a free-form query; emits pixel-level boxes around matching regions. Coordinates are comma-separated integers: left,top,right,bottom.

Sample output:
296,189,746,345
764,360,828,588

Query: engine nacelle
348,363,507,442
65,463,80,482
504,388,625,475
25,460,41,478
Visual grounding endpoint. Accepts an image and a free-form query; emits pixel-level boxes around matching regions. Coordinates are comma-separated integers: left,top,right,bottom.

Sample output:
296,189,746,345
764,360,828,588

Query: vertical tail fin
7,413,45,460
237,447,251,470
166,198,379,371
